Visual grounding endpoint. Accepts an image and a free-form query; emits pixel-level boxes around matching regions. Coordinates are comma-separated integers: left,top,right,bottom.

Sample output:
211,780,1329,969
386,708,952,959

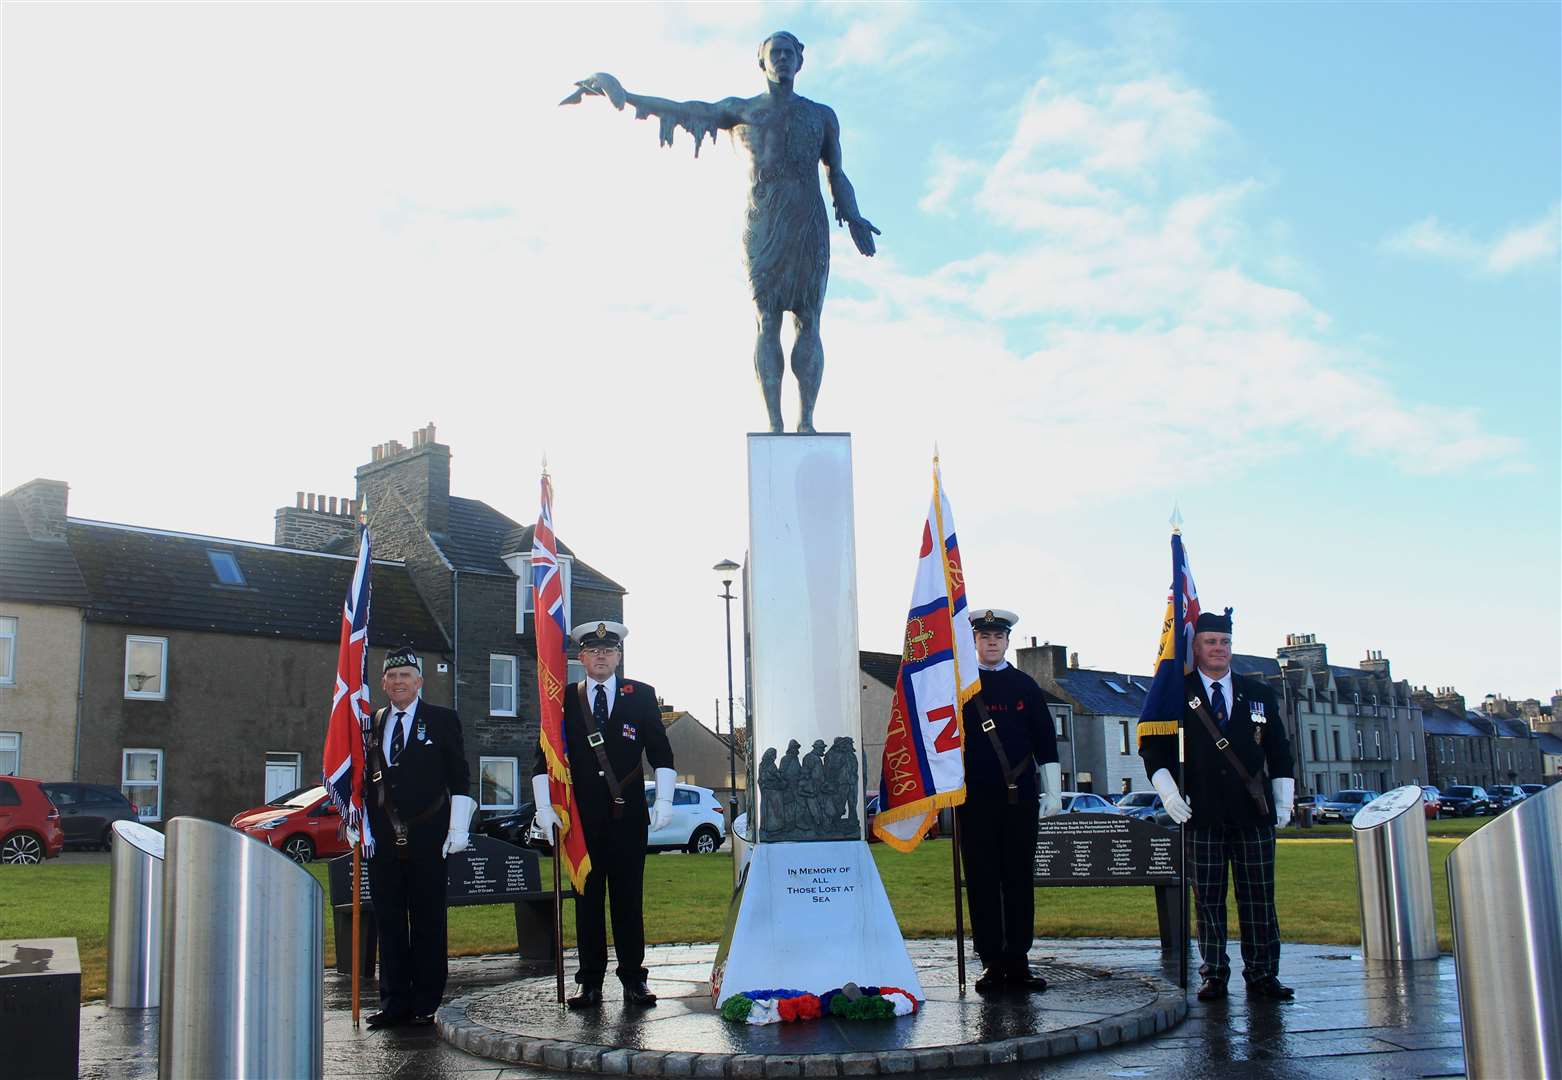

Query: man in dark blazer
958,607,1063,994
361,647,474,1029
1141,610,1295,1002
532,621,675,1010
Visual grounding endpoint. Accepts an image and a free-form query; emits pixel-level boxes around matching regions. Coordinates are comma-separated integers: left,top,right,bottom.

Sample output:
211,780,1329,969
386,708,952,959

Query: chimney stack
5,478,70,541
274,489,360,550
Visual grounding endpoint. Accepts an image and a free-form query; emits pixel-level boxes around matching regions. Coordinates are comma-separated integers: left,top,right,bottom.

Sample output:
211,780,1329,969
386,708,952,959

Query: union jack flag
322,528,373,853
534,472,590,890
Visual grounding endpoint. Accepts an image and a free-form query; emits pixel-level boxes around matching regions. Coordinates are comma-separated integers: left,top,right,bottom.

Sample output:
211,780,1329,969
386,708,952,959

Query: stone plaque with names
1032,813,1182,887
329,834,546,908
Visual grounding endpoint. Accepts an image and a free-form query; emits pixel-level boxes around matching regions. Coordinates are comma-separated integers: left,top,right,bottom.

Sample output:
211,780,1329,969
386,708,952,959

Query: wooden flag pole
552,825,565,1005
351,838,363,1026
951,814,967,990
1177,728,1189,991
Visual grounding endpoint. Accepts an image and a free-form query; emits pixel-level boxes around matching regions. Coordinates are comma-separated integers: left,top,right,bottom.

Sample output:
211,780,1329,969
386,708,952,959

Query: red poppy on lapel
621,683,635,695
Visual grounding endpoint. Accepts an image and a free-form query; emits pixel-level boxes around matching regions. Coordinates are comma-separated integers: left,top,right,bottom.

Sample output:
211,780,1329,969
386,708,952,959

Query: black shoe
973,967,1006,993
1196,978,1228,1001
622,980,658,1008
365,1009,410,1029
1006,965,1049,993
567,986,604,1010
1245,975,1294,1000
408,1013,436,1026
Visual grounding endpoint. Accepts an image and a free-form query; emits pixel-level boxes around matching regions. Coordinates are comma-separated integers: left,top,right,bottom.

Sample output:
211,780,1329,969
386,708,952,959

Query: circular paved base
437,941,1186,1076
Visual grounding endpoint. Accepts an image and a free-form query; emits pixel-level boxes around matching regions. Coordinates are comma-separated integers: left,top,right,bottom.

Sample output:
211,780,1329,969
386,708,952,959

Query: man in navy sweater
958,608,1063,993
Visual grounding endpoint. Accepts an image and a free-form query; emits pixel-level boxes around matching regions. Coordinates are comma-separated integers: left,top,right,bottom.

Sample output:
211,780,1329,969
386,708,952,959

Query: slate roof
0,498,90,607
1053,666,1152,717
1485,716,1534,740
1421,707,1485,737
496,518,623,593
1535,732,1562,756
859,650,900,689
1231,654,1280,678
67,520,447,650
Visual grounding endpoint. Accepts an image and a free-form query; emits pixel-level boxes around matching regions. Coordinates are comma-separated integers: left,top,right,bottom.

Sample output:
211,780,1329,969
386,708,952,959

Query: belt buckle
981,719,996,733
1215,737,1230,751
587,732,605,748
395,836,408,847
370,771,382,783
613,796,625,805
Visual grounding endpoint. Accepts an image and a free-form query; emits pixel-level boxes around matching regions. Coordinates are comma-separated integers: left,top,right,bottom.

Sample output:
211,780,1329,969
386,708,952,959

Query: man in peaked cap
959,608,1063,993
362,647,474,1029
531,621,676,1010
1140,608,1296,1002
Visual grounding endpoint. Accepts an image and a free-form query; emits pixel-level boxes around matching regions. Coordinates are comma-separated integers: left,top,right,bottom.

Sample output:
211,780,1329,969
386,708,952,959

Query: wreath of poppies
719,983,919,1025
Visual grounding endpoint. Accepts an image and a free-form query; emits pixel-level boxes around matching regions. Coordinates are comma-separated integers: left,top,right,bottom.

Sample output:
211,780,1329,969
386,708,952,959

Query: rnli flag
872,459,980,852
322,528,373,853
533,470,591,891
1136,530,1200,743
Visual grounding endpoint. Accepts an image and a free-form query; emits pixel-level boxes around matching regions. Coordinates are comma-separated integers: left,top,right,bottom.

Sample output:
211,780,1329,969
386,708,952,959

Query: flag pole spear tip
1169,501,1183,534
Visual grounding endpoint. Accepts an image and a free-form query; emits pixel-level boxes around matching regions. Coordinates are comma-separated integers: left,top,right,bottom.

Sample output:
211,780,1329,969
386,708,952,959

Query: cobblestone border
436,978,1187,1076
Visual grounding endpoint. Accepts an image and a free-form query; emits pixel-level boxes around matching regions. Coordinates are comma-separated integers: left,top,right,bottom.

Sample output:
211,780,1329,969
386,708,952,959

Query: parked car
1520,784,1546,797
1314,789,1381,823
0,776,66,864
1438,785,1491,817
40,782,139,850
231,784,350,864
1115,791,1164,820
1057,792,1121,815
1486,784,1525,811
529,782,727,853
476,801,536,847
1420,786,1442,819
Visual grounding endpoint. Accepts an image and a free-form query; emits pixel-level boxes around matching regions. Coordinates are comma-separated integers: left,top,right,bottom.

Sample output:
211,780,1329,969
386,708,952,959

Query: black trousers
957,796,1039,971
575,814,649,987
1188,823,1281,984
367,848,448,1015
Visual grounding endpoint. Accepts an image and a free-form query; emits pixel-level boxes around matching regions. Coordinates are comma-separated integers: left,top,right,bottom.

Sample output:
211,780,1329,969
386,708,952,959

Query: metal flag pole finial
541,451,549,476
1169,502,1183,534
933,441,940,467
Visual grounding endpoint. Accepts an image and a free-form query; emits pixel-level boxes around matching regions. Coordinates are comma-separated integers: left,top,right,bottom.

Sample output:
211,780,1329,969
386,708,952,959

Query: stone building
274,424,629,822
0,481,90,780
658,708,748,809
1421,705,1493,790
1017,642,1145,794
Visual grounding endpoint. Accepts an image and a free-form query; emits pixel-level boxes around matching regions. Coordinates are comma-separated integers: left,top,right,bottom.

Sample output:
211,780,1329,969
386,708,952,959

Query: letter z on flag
322,528,373,854
872,460,980,852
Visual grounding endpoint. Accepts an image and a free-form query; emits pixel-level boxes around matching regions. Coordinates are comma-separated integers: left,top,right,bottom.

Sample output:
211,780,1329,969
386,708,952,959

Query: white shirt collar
979,660,1010,672
1198,669,1233,703
586,674,617,701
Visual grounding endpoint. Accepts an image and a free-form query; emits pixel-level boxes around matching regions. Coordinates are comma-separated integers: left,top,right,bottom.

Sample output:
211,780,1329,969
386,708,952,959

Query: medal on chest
1250,701,1267,745
416,720,428,744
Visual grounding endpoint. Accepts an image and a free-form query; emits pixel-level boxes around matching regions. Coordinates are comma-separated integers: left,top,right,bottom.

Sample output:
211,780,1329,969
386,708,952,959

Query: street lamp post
714,559,742,830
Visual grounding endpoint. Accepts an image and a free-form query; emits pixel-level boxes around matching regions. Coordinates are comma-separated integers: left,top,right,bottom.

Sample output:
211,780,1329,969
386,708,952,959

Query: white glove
344,823,360,847
649,767,676,832
1151,768,1193,824
531,773,561,838
1038,761,1064,818
441,794,476,857
1272,777,1295,829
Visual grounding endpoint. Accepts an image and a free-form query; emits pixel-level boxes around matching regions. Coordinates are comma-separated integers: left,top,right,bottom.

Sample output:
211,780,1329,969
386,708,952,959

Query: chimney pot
328,496,338,514
296,491,305,509
307,493,316,511
1069,651,1079,669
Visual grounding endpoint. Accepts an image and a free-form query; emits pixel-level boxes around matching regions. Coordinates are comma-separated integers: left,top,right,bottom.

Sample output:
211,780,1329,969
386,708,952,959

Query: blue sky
4,2,1558,717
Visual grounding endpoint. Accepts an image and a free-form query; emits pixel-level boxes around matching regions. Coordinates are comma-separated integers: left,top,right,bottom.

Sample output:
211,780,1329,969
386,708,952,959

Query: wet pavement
77,938,1465,1079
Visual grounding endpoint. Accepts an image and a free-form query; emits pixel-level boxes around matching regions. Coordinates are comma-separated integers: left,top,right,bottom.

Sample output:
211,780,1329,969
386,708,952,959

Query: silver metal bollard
108,820,165,1008
158,817,324,1080
1351,785,1439,961
1448,783,1562,1079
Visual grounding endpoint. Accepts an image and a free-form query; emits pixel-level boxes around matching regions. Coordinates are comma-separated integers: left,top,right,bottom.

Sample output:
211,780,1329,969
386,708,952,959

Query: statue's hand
559,72,626,110
846,215,881,257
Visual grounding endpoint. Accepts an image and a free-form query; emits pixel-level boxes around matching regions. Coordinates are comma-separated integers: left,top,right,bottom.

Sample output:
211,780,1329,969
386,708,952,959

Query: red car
231,784,349,864
0,776,66,864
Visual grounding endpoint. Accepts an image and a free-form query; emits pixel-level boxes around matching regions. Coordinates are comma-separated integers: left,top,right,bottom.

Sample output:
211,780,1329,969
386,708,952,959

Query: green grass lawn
2,830,1473,1002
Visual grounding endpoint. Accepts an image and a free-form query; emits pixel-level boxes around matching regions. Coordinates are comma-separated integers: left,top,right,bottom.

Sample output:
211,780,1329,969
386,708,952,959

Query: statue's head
762,747,776,763
757,31,804,82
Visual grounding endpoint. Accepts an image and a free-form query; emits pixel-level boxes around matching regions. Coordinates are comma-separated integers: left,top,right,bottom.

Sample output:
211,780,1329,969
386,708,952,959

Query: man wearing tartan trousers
1141,609,1296,1002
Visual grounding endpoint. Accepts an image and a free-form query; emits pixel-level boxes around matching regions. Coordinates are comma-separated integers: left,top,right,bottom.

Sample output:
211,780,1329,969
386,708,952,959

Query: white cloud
1384,204,1560,274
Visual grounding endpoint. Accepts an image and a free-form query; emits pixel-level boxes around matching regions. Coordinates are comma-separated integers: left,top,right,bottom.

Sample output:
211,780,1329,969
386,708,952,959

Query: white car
529,782,728,854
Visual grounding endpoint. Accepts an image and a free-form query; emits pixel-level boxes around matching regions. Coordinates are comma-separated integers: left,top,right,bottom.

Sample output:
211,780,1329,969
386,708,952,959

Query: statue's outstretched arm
560,72,743,158
820,106,880,257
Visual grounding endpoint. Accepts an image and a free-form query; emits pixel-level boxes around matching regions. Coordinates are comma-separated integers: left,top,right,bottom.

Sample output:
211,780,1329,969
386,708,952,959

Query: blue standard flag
1136,530,1201,745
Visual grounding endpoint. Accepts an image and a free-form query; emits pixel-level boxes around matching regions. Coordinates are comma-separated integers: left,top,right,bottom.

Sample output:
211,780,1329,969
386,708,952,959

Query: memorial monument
563,32,916,1009
561,30,879,435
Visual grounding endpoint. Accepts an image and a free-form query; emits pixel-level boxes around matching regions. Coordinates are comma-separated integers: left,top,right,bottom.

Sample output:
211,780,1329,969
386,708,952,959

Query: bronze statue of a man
562,31,879,434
